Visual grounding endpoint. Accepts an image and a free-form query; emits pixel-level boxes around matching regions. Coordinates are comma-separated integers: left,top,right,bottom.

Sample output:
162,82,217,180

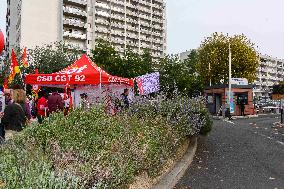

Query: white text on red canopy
36,75,86,82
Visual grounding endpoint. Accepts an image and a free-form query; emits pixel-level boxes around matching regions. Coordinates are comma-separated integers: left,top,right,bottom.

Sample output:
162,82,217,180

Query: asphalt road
175,115,284,189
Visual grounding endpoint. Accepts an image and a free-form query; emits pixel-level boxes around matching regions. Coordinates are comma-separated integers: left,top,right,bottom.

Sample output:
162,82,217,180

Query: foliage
26,41,82,74
0,95,212,188
91,39,154,78
159,51,203,97
272,82,284,94
197,33,259,86
0,42,82,87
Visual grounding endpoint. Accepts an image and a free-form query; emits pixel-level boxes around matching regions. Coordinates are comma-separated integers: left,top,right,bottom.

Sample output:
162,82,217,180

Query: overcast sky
0,0,283,58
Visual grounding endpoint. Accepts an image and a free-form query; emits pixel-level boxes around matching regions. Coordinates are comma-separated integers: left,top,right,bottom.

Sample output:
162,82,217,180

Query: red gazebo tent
25,54,134,87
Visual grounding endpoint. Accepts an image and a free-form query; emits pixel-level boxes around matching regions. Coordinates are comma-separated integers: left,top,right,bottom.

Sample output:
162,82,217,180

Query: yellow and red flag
8,49,20,83
21,47,29,68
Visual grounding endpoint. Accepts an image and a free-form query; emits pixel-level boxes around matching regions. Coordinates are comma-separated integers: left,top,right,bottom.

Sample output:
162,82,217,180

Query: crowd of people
0,86,65,141
0,86,131,142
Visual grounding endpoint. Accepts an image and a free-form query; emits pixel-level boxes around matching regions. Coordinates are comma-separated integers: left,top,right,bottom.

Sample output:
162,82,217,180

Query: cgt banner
136,72,160,95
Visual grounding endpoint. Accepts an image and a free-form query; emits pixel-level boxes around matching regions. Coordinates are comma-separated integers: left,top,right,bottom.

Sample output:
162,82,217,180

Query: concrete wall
20,0,62,48
7,0,20,52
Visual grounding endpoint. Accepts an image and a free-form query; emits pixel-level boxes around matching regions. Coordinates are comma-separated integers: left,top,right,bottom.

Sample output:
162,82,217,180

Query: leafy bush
0,95,212,188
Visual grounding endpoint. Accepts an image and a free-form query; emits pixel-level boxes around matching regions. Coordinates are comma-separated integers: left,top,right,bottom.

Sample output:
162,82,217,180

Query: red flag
21,47,29,68
8,49,20,83
3,78,8,90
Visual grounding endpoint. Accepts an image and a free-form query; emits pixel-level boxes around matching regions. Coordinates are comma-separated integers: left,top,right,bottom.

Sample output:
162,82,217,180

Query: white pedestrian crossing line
223,119,235,125
254,131,284,146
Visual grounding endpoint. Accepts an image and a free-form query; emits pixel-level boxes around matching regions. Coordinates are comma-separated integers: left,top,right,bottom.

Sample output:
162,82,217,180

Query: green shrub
0,95,212,188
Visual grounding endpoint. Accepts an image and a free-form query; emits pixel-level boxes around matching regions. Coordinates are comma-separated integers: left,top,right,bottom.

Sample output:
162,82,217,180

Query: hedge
0,95,212,188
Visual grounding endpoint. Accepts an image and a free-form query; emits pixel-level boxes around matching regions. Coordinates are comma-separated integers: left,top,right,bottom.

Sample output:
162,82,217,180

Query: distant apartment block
6,0,167,58
253,55,284,101
178,50,192,61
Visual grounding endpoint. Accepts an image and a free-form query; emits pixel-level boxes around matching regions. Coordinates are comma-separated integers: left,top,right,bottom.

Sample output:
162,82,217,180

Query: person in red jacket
37,91,48,124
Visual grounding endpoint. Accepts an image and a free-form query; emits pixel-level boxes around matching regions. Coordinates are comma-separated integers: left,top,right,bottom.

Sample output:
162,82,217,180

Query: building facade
253,55,284,102
178,50,192,61
6,0,167,57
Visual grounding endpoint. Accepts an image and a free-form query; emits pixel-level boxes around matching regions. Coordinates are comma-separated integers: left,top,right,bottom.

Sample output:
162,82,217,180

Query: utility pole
228,43,232,113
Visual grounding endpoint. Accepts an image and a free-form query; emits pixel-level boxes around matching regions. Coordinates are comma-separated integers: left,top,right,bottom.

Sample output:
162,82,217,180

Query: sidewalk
212,115,259,120
212,113,282,120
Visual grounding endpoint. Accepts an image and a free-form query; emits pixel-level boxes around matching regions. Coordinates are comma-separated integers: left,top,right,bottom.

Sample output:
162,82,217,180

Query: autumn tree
197,33,259,86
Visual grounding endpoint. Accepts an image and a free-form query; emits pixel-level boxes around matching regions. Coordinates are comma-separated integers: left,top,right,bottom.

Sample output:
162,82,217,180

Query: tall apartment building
6,0,167,58
253,55,284,101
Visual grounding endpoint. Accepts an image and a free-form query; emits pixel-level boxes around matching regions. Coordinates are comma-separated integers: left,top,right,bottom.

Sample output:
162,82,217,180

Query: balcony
111,6,125,13
65,43,87,51
96,27,111,34
63,0,87,7
111,22,124,29
152,31,162,37
126,26,139,32
112,0,125,6
152,11,163,17
139,6,151,13
152,24,163,30
111,14,124,21
95,19,110,26
111,30,125,37
96,2,110,9
63,19,86,28
126,32,138,39
126,11,139,17
63,31,87,40
140,21,151,28
127,41,139,47
139,14,151,21
63,6,87,18
112,38,125,45
140,28,151,35
152,38,163,44
140,0,151,7
140,43,151,49
152,17,163,23
152,3,164,10
140,37,151,42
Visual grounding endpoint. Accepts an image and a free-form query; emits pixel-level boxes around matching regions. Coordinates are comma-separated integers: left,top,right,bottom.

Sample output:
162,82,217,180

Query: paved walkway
175,115,284,189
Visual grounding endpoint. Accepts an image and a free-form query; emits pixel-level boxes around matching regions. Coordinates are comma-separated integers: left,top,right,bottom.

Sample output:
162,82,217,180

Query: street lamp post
228,43,232,111
209,62,212,86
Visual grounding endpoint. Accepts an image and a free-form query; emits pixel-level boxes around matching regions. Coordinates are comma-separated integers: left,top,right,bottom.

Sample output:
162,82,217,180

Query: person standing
240,99,246,116
2,89,28,139
47,91,64,114
79,93,89,110
37,91,49,124
121,88,130,109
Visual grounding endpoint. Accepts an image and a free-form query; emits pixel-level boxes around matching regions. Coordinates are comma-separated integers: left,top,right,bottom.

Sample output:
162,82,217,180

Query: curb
152,136,198,189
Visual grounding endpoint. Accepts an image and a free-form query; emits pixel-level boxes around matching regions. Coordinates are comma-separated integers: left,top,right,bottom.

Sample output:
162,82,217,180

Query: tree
91,39,154,78
197,33,259,86
26,41,82,74
0,42,82,87
158,50,203,97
